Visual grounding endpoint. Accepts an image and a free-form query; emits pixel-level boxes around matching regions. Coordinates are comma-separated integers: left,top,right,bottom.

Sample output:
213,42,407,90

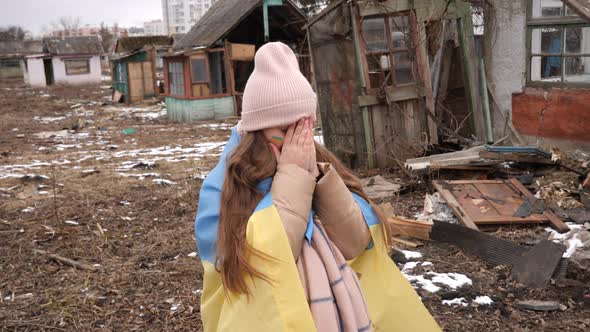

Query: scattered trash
153,179,176,186
187,252,198,258
415,193,458,224
546,223,589,258
65,220,80,226
360,175,401,200
122,128,137,135
514,300,563,312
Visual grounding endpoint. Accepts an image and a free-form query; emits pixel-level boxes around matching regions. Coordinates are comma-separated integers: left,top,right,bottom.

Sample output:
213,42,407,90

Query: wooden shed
164,0,310,122
306,0,486,168
111,36,174,103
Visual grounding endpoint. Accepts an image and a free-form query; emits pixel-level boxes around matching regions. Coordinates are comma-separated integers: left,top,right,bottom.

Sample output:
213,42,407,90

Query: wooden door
128,62,144,103
142,61,155,97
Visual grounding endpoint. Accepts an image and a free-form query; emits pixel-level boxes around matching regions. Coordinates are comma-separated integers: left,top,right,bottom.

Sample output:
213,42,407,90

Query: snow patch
474,296,493,305
442,297,468,307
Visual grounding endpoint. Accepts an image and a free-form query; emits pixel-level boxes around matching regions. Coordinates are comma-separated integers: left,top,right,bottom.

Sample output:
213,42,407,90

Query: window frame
64,58,90,76
526,0,590,87
167,60,186,97
359,10,419,91
190,57,209,84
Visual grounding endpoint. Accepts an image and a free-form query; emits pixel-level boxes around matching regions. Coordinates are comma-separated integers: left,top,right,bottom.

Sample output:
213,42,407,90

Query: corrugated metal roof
44,36,104,55
0,40,44,57
114,36,174,54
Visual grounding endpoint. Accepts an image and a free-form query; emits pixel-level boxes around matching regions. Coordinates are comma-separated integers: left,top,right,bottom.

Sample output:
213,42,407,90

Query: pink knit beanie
237,42,317,133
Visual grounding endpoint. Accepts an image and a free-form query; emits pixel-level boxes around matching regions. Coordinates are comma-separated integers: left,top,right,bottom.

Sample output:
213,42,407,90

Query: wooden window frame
526,0,590,87
64,58,90,76
359,10,419,91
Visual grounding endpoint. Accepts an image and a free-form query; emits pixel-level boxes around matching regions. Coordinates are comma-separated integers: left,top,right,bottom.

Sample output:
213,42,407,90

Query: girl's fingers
285,123,295,144
295,118,306,147
269,143,281,162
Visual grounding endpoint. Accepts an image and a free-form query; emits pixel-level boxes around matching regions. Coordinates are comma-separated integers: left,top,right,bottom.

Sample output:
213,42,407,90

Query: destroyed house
23,36,104,88
306,0,484,168
163,0,309,122
485,0,590,151
111,36,174,103
0,41,44,80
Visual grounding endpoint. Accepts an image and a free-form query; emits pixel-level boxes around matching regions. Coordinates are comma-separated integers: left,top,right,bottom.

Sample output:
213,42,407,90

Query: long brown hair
216,131,390,295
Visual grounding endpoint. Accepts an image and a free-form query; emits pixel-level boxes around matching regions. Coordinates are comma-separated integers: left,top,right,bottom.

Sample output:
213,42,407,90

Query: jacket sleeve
312,163,371,260
270,163,316,259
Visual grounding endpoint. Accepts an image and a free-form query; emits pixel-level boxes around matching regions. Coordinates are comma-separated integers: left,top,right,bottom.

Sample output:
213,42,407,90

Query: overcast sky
0,0,162,36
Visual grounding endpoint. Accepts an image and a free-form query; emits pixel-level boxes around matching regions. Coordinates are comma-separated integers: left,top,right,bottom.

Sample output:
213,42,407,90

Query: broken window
168,61,185,96
360,12,416,89
528,1,590,85
65,59,90,75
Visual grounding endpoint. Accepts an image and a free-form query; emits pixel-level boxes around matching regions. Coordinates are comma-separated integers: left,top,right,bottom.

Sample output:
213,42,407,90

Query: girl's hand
270,117,319,177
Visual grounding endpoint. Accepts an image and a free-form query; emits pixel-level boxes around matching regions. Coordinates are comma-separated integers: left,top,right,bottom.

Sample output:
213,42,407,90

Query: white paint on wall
483,0,527,139
24,57,47,87
52,55,102,85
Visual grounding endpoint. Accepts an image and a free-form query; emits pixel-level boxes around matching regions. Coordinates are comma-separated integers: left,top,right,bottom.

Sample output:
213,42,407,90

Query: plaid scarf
296,221,373,332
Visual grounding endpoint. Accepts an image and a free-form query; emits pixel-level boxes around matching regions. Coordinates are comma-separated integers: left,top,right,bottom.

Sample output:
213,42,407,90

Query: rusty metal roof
44,36,104,55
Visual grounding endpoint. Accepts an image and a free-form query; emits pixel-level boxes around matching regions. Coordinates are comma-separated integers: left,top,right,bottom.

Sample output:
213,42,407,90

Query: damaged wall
513,88,590,149
485,0,590,151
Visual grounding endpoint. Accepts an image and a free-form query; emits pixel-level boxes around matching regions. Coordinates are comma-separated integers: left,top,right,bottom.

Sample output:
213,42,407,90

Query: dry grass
0,82,233,331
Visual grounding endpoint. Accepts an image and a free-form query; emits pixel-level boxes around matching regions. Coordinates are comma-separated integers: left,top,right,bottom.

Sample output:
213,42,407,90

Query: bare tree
0,26,28,41
99,23,115,54
49,16,82,37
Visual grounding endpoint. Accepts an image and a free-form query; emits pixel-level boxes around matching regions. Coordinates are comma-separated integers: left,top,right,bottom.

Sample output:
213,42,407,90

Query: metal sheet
166,96,234,122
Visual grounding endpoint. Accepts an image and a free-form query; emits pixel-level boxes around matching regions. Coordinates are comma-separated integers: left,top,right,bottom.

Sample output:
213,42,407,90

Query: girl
195,42,440,332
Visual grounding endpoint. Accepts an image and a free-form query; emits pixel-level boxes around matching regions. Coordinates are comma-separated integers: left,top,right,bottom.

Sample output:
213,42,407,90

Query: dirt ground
0,82,589,331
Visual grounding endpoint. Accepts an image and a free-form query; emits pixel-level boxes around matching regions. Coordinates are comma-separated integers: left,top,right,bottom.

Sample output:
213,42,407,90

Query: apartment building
162,0,215,35
144,20,166,36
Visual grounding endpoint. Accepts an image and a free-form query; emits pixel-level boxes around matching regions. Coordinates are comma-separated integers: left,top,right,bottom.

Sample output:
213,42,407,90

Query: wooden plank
443,180,505,184
562,0,590,20
384,85,421,102
479,151,553,164
416,20,439,144
359,94,379,107
508,178,570,233
473,182,522,216
453,183,500,218
386,216,432,241
457,17,486,141
230,43,255,61
473,215,548,224
430,221,528,265
432,181,479,230
511,240,566,288
392,236,423,248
